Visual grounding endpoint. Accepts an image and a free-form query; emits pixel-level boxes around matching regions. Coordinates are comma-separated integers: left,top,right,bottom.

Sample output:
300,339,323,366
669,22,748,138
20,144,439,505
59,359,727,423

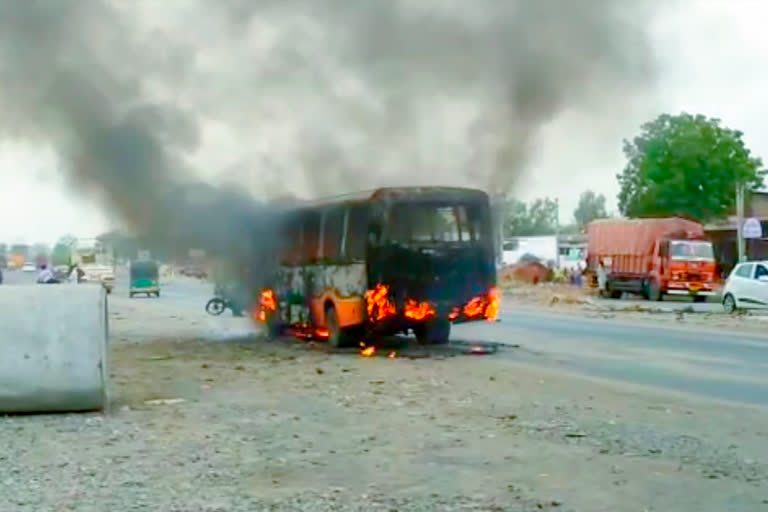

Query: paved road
455,307,768,407
7,269,767,406
1,267,214,310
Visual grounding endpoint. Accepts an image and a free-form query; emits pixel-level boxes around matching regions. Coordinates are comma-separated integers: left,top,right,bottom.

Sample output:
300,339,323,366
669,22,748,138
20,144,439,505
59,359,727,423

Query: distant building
704,190,768,274
501,234,586,270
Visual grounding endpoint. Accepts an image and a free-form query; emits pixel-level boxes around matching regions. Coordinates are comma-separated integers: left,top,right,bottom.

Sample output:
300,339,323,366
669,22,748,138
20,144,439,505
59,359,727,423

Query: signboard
742,218,763,239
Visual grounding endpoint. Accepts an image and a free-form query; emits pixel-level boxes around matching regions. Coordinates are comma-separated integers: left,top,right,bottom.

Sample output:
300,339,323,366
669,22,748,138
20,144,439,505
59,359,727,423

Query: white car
721,261,768,313
22,262,36,273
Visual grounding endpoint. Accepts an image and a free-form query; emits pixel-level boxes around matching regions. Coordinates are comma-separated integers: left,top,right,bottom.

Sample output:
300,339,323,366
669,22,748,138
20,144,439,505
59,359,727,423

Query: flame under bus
256,187,499,347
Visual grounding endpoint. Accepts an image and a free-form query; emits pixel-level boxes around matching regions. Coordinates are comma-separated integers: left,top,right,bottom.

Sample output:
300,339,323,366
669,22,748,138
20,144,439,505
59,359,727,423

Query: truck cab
651,237,717,301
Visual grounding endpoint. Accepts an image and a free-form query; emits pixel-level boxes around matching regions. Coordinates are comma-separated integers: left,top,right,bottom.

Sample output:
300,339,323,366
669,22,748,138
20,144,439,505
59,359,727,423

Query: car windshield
670,240,714,261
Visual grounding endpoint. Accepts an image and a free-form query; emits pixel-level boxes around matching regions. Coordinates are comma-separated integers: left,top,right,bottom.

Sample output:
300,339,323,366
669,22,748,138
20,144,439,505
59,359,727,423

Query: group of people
552,262,587,287
36,264,85,284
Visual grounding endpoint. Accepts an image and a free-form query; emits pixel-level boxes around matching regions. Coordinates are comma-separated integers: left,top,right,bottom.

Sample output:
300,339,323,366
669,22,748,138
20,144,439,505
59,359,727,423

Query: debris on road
143,398,185,405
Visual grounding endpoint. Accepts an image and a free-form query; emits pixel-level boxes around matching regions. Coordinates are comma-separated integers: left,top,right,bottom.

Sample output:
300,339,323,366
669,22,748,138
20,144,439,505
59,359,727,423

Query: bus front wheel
325,306,353,348
414,319,451,345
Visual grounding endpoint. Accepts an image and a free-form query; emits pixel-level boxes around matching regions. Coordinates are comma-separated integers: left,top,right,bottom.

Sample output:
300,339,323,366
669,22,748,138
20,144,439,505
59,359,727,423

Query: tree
618,113,765,222
51,235,77,266
574,190,607,228
503,197,558,237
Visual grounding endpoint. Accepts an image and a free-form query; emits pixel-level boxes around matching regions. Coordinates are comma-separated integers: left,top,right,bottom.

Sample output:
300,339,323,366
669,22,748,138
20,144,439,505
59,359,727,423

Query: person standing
596,259,607,293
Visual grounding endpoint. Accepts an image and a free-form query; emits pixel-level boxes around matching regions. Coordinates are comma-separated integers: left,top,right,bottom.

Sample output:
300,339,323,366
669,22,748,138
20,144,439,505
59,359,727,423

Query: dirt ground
3,289,768,511
504,282,768,334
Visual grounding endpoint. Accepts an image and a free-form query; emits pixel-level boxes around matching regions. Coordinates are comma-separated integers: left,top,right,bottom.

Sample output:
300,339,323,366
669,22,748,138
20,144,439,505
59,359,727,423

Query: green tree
574,190,607,228
51,244,71,266
618,113,765,222
504,197,558,237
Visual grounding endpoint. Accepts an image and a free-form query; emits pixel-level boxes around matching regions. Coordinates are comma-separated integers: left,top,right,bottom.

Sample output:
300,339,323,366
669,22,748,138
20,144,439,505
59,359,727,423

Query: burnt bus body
259,187,498,347
366,189,496,337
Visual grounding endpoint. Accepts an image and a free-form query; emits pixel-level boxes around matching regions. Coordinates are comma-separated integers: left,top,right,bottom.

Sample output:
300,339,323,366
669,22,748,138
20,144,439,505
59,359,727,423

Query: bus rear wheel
414,319,451,345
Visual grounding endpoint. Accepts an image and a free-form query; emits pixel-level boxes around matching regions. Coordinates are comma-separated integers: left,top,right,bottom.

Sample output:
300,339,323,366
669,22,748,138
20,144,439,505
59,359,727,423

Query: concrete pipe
0,285,109,413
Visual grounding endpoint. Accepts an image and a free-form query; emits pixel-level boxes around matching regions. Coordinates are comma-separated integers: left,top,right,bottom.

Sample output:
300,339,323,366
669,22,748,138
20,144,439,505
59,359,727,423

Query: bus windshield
385,202,486,245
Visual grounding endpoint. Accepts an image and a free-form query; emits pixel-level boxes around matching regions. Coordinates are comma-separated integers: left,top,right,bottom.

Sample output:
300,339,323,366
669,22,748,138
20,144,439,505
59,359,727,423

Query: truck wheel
414,319,451,345
606,281,622,299
647,280,663,302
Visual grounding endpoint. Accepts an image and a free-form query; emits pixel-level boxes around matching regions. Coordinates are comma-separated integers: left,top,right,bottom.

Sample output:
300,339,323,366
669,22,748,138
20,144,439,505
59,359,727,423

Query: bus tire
414,319,451,345
325,306,352,349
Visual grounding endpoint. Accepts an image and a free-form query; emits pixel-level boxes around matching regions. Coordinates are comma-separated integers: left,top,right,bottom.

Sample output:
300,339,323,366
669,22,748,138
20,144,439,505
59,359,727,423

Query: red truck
586,218,717,302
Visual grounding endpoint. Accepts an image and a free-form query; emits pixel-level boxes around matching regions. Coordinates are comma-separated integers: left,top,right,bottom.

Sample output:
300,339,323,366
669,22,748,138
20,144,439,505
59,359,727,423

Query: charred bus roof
280,186,489,212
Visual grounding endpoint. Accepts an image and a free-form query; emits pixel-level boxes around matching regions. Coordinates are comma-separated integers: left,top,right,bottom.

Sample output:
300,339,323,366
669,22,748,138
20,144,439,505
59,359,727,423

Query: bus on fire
256,187,499,347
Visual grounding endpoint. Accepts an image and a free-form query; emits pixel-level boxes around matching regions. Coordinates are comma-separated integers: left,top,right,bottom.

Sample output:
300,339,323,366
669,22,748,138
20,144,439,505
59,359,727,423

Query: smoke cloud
0,0,657,276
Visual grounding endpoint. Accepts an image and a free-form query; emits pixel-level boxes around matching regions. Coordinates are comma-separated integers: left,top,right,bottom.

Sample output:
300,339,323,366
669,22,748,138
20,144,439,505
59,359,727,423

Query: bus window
280,215,302,266
345,204,369,261
303,210,321,263
321,207,345,261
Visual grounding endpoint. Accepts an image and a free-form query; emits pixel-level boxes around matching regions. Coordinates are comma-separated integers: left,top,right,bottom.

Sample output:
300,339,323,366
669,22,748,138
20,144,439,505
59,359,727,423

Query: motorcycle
205,287,246,317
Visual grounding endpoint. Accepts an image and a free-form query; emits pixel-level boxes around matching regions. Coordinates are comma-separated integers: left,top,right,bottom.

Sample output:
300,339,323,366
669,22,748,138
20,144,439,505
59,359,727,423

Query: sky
0,0,766,246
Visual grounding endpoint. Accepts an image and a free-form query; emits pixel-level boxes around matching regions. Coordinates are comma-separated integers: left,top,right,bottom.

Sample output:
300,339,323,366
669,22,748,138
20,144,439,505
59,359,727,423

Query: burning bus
256,187,499,347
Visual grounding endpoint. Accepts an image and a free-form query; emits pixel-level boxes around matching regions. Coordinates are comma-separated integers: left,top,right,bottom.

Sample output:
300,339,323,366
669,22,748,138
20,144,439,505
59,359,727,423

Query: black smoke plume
0,0,658,280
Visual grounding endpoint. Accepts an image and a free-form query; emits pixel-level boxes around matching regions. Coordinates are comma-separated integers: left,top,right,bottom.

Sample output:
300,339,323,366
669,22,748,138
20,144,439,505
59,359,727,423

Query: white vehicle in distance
22,262,36,272
722,261,768,313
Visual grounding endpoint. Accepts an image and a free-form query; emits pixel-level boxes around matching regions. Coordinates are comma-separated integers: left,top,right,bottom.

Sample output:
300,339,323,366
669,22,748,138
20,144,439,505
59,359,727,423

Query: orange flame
361,345,376,357
387,351,397,359
484,287,500,321
463,296,486,319
403,299,436,321
315,327,329,339
448,307,460,322
261,289,277,311
255,288,277,322
365,284,396,322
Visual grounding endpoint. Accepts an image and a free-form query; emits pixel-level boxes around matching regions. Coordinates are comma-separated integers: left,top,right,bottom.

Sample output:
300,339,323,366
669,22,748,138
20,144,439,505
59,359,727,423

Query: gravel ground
2,285,768,511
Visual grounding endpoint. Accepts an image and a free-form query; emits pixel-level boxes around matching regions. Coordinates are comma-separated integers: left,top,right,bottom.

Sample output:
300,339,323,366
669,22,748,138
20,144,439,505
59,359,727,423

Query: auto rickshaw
129,259,160,298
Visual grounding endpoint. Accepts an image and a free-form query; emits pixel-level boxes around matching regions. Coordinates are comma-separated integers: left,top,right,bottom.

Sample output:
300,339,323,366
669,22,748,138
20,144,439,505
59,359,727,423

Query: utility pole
736,183,746,262
554,197,560,268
